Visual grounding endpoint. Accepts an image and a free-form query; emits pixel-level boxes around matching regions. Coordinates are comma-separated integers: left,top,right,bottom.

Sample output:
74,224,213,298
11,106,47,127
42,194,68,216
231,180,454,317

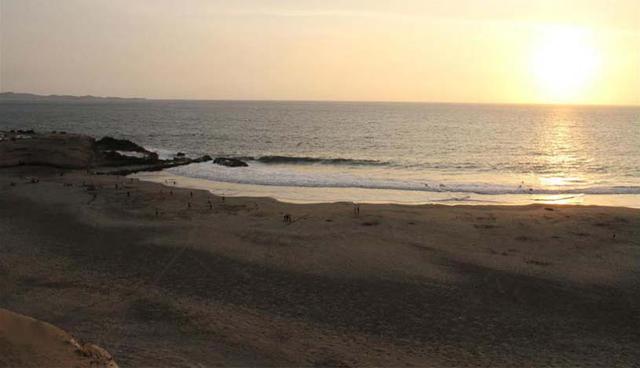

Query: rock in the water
95,137,147,153
193,155,212,163
94,136,161,167
93,154,215,175
175,152,186,158
213,157,248,167
99,150,159,166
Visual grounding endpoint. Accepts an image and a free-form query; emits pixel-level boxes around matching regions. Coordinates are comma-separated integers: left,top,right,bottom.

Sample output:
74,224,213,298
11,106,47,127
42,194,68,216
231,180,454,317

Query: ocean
1,100,639,207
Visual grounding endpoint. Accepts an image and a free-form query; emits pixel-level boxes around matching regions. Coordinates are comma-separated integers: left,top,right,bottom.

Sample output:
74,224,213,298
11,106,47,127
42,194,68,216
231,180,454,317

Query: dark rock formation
98,150,159,166
93,155,213,175
93,136,162,167
1,130,214,175
194,155,212,163
95,137,147,153
213,157,248,167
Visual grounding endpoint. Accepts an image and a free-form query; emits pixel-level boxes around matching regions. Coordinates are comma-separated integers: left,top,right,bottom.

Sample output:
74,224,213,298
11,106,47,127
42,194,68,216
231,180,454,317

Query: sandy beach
1,161,639,366
4,0,640,365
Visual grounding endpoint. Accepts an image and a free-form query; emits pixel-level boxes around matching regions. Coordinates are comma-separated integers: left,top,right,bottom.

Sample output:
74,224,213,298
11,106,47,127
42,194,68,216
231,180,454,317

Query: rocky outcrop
213,157,248,167
93,136,160,167
0,131,95,169
196,155,212,162
93,155,212,175
95,137,148,153
95,150,159,167
0,131,213,174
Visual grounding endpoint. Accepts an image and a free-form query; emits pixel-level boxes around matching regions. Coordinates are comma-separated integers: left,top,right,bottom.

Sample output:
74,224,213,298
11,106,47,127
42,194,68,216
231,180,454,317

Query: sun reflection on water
539,176,586,187
533,194,585,205
535,108,591,190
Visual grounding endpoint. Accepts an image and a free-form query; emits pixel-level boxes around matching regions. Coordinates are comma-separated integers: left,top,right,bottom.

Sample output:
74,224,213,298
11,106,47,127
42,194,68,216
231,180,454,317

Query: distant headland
0,92,147,103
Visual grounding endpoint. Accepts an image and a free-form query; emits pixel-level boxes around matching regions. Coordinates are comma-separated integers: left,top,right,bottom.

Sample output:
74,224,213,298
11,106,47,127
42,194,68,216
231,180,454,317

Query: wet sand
1,165,639,367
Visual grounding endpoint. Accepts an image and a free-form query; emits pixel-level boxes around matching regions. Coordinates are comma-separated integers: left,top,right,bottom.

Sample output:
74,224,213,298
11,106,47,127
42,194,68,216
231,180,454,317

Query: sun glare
532,26,601,103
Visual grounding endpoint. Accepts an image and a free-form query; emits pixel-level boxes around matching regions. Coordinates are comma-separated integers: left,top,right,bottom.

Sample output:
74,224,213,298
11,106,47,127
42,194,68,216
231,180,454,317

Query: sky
1,0,639,105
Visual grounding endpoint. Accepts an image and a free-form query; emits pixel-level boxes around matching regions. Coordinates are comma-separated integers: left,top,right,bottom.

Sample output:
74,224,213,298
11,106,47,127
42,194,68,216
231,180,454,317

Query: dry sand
1,165,639,367
0,308,117,367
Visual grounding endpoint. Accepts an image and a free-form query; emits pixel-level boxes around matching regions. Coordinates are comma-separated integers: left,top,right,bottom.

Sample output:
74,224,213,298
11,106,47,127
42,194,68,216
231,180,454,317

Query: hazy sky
1,0,639,104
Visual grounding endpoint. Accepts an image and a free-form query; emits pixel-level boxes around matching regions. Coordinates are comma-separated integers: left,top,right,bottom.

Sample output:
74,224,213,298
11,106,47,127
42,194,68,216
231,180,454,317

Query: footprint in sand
474,224,498,229
570,231,590,237
525,259,552,266
515,235,537,242
361,221,379,227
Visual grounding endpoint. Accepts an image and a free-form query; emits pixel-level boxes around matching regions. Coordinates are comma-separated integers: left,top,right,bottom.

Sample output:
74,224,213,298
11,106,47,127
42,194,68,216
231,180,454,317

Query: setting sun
531,26,601,103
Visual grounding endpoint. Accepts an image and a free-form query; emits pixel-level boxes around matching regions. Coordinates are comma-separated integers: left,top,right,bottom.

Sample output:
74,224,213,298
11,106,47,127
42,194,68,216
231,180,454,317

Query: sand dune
0,308,117,368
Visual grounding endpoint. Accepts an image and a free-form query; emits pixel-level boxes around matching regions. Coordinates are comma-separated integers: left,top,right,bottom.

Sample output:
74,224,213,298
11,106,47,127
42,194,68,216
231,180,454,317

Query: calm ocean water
2,100,639,205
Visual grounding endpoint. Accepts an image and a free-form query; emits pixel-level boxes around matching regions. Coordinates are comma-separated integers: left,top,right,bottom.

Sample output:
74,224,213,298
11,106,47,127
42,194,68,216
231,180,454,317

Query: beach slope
1,134,639,366
0,308,117,367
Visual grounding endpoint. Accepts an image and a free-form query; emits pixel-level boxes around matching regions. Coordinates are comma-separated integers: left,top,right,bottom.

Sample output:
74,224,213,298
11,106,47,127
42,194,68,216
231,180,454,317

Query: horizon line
2,91,638,108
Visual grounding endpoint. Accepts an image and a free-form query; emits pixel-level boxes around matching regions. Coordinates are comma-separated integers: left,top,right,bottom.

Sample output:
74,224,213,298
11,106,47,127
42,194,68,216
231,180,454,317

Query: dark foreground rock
213,157,248,167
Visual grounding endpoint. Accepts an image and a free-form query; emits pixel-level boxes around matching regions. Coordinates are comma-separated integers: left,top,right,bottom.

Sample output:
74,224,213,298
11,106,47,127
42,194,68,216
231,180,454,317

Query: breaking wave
242,155,387,166
166,162,640,196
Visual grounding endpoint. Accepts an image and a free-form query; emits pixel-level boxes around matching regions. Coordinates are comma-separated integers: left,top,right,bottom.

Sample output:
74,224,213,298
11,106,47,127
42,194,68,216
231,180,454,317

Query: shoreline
2,132,640,365
2,165,639,366
133,170,640,208
3,129,638,208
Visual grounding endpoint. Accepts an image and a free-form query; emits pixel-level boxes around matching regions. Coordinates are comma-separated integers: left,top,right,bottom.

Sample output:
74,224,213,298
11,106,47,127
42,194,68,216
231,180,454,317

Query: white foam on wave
145,146,179,160
115,150,147,159
132,170,640,208
165,162,640,196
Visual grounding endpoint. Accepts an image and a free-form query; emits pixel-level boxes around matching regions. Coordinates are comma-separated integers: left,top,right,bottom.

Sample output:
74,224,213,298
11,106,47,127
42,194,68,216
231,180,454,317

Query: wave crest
251,155,386,166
